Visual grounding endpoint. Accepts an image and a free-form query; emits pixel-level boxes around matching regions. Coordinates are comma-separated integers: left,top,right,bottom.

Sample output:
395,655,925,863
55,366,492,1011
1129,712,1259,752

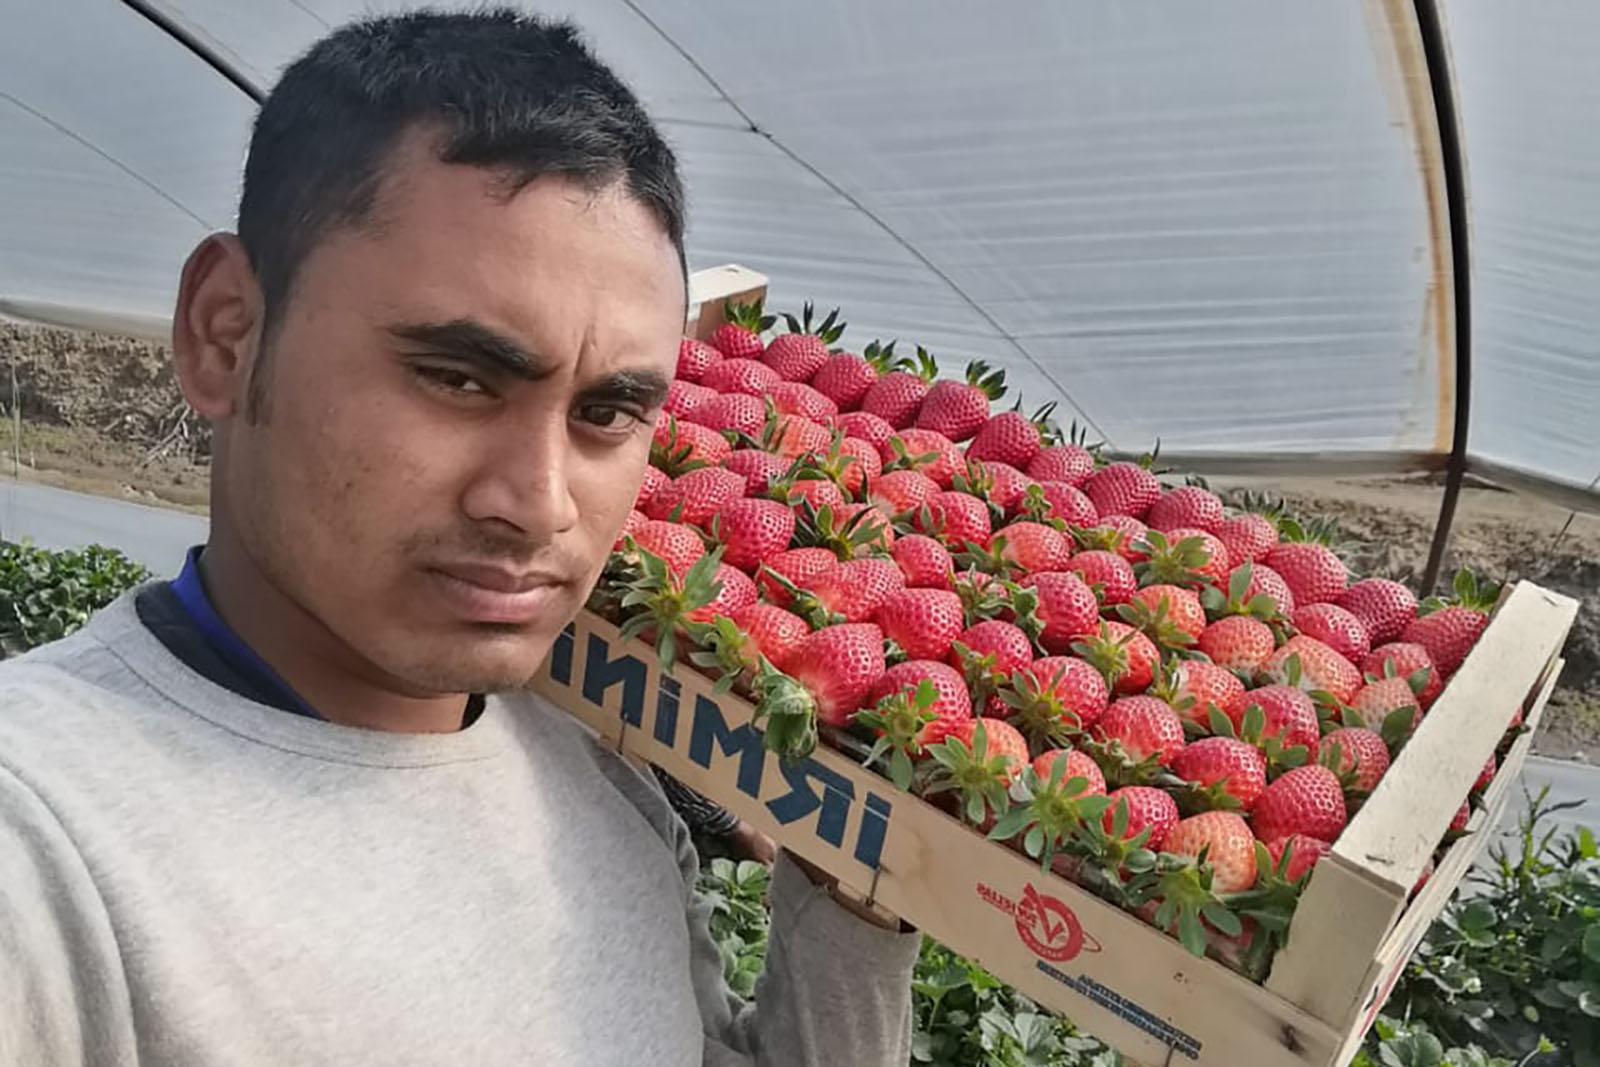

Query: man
0,10,917,1065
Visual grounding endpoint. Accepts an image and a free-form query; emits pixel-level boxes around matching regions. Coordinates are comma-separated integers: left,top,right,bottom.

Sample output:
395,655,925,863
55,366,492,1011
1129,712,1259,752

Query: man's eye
576,404,643,431
416,366,489,396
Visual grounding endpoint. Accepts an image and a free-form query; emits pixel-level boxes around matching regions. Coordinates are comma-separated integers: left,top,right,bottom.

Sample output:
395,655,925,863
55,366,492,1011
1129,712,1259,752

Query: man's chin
380,629,558,696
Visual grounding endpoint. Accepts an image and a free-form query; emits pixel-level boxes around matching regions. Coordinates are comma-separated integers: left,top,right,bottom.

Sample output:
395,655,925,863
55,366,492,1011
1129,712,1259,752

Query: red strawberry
1292,603,1372,665
1103,786,1179,849
707,298,772,360
1349,677,1422,733
1338,579,1418,645
782,477,846,513
763,303,844,382
721,449,790,496
1173,737,1267,811
1165,528,1231,586
1251,765,1347,844
692,393,767,438
1262,635,1362,704
876,589,966,662
943,717,1029,785
813,339,901,413
860,346,938,429
1319,728,1391,792
1094,696,1186,765
1027,444,1096,487
1127,584,1208,644
1084,462,1161,519
1165,811,1258,892
1216,513,1279,566
1264,834,1331,884
915,361,1007,442
833,503,897,555
628,520,707,577
950,620,1034,717
1363,643,1444,708
769,382,838,422
832,409,895,449
992,521,1072,573
1451,801,1471,833
664,378,716,421
1234,562,1296,617
614,508,647,550
968,403,1055,469
801,557,905,623
1019,571,1101,655
961,460,1035,515
883,428,963,490
1005,655,1110,739
1147,486,1225,533
788,623,888,726
686,564,759,624
1403,606,1489,677
869,469,942,517
1033,481,1098,527
865,659,973,745
1032,748,1107,796
653,414,732,469
714,497,796,573
1198,616,1276,673
769,415,832,459
758,547,835,607
647,466,745,526
1265,543,1348,606
1475,754,1496,792
676,338,723,383
702,358,781,397
891,534,955,589
1094,515,1151,562
1067,550,1137,606
1174,661,1246,731
917,491,993,551
729,602,810,672
1072,621,1160,694
1229,686,1320,753
635,465,670,512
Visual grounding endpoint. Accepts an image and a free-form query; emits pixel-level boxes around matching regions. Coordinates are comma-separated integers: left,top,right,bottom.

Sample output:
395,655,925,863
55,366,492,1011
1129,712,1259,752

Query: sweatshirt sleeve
683,828,922,1066
0,764,138,1067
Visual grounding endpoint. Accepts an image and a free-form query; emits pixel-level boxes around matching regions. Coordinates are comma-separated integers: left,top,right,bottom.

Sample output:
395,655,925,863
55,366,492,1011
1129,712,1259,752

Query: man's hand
727,820,776,866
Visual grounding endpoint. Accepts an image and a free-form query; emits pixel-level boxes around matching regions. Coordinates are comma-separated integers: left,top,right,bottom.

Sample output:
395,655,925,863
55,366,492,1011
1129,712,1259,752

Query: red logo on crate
977,882,1101,962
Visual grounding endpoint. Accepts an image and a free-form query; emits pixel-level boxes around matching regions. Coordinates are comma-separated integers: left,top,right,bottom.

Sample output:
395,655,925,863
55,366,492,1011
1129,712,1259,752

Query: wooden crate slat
685,264,767,340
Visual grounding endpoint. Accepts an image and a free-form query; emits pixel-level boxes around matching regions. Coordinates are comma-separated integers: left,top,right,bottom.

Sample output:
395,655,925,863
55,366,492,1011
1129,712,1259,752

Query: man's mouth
426,562,570,624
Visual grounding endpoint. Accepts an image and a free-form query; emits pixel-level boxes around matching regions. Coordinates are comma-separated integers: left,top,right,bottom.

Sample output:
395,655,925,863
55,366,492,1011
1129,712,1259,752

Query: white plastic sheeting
0,0,1594,509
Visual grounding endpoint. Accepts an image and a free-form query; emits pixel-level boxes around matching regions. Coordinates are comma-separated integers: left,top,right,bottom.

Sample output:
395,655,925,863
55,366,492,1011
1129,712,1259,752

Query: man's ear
171,234,261,420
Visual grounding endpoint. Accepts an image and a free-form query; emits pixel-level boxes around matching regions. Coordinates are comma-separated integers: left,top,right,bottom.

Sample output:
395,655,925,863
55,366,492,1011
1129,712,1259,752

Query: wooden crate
541,265,1582,1065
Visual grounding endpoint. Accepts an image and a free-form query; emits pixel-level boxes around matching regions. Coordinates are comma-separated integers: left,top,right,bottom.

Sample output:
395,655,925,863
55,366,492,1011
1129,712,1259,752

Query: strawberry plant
0,539,151,656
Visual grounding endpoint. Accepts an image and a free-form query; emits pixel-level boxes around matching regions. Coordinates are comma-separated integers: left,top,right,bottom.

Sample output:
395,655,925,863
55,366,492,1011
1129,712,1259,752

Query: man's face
217,143,682,695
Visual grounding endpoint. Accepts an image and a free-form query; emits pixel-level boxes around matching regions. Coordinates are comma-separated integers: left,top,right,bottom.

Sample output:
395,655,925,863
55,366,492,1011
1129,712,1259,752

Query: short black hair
237,7,686,335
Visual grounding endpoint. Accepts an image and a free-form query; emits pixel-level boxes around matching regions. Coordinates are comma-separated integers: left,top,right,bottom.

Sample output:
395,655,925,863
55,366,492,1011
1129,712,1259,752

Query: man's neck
197,538,472,734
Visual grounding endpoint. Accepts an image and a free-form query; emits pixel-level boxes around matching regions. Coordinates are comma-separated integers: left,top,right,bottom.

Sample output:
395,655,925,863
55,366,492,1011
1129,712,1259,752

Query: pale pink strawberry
1164,811,1258,893
1403,606,1490,677
1363,643,1444,708
915,361,1006,442
720,450,789,496
1292,603,1372,665
1262,635,1362,704
943,718,1030,785
1019,571,1101,655
646,466,746,527
1147,486,1225,533
1103,786,1179,849
1072,621,1160,695
834,503,897,555
727,602,810,673
1127,584,1208,644
664,378,716,421
832,410,895,450
869,469,942,517
1251,765,1347,844
1338,579,1418,645
1084,462,1162,519
1349,677,1422,733
891,535,954,589
1216,513,1279,565
1174,661,1246,731
1094,695,1186,765
701,357,781,397
714,497,797,573
692,393,767,438
1032,748,1107,796
992,521,1072,573
1228,685,1320,753
1027,445,1096,487
1174,737,1267,811
676,338,723,383
789,623,888,726
884,428,962,490
1198,616,1276,673
1233,562,1296,617
875,589,966,662
1096,515,1151,562
1265,543,1348,606
1319,728,1391,792
686,564,759,624
1162,527,1231,586
635,465,670,513
1035,481,1099,527
769,382,838,422
758,547,836,607
1067,550,1137,606
1264,834,1331,884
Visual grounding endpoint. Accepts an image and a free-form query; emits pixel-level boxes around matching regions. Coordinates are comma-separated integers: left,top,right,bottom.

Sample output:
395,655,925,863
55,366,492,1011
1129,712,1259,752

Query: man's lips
427,563,571,624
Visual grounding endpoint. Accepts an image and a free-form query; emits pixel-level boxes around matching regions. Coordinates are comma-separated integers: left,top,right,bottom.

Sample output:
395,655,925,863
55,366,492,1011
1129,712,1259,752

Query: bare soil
4,321,1596,760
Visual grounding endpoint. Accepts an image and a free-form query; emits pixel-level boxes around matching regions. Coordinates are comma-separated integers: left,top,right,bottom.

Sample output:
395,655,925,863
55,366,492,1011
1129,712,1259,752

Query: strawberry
1164,811,1258,893
1363,643,1444,708
646,466,745,527
1234,562,1297,617
1066,550,1137,606
676,338,723,383
968,401,1057,469
869,469,941,517
860,345,938,429
1027,444,1096,488
1032,748,1107,796
635,465,670,513
1198,616,1277,673
1261,635,1362,704
614,509,647,551
627,520,707,577
989,521,1071,574
707,297,774,360
1103,786,1179,850
1263,834,1331,884
786,622,888,727
1084,461,1162,519
1251,765,1347,844
1338,578,1418,645
795,557,905,624
1451,801,1471,833
890,534,954,589
763,302,844,382
617,549,731,669
923,717,1032,829
1002,655,1109,744
779,477,846,515
1292,602,1371,665
959,460,1035,516
1147,486,1225,534
949,620,1034,717
1018,571,1101,655
1349,677,1422,734
1228,685,1320,754
1027,481,1098,527
767,414,832,459
1173,737,1267,811
1318,727,1391,792
876,589,966,662
712,497,796,573
1094,695,1186,766
1167,528,1230,585
1174,661,1246,732
1126,584,1207,644
1090,515,1151,562
652,414,731,471
1072,621,1160,694
1475,754,1496,793
1264,542,1347,606
1403,606,1490,678
769,382,838,423
701,358,781,397
916,491,993,551
758,547,835,607
720,449,790,496
833,503,897,555
864,659,973,747
1216,513,1279,566
663,378,716,421
728,603,809,673
941,718,1029,786
832,409,895,449
915,361,1007,442
692,393,767,438
812,340,902,413
685,563,759,624
882,428,963,489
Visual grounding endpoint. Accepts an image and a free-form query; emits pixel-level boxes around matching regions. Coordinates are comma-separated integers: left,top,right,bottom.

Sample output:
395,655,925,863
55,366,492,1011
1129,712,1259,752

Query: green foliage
1350,1015,1532,1067
0,539,150,656
698,857,772,999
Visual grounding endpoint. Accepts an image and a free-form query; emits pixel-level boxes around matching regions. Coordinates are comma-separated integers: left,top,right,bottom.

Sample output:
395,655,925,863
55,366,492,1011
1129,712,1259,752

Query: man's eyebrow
388,319,552,380
575,369,673,409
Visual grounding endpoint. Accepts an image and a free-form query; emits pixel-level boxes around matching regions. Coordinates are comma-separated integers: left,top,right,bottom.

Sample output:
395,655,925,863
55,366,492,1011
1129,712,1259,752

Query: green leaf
1584,925,1600,964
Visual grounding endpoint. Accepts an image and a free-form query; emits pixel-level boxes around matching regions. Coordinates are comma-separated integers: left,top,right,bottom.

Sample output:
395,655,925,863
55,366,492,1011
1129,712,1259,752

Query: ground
4,320,1597,761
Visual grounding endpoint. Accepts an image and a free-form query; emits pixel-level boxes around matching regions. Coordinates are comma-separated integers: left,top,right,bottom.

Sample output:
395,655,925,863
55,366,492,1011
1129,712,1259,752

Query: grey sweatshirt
0,592,919,1066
